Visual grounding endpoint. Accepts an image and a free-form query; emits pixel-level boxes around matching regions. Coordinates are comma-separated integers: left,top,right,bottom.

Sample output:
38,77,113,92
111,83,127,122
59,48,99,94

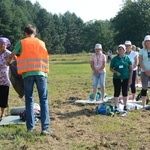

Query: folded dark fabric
9,61,24,98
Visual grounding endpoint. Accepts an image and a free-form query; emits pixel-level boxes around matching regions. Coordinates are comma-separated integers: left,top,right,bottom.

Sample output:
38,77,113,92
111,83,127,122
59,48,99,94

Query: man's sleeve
13,41,22,54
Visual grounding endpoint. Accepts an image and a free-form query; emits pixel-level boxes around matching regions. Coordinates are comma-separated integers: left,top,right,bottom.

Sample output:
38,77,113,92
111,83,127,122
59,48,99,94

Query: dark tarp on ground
9,61,24,98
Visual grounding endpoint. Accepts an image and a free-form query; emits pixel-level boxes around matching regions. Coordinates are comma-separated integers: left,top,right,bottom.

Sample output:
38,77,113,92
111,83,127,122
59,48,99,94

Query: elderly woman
0,37,11,120
139,35,150,107
125,41,138,101
110,44,133,116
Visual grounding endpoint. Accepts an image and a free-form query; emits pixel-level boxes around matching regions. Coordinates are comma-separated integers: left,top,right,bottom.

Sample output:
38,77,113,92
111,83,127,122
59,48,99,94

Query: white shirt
126,50,138,71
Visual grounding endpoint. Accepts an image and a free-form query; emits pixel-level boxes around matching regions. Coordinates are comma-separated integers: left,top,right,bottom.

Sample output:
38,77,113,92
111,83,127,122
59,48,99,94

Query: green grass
0,54,149,150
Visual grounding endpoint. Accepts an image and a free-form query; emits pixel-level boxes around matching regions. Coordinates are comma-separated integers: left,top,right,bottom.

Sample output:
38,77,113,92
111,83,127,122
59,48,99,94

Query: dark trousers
130,70,137,93
113,78,129,97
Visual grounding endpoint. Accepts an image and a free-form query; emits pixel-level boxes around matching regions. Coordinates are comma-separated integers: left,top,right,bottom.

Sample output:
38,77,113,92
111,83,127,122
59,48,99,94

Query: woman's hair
24,24,36,35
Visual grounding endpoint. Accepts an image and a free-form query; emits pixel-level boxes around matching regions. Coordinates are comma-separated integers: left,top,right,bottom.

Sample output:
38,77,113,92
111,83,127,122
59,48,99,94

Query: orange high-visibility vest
17,37,49,75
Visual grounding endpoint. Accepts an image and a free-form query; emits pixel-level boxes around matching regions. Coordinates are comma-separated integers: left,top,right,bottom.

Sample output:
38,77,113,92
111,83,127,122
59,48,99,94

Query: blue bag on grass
95,103,114,116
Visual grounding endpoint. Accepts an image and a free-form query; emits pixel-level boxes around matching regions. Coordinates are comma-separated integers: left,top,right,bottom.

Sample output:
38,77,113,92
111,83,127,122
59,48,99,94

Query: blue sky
30,0,124,22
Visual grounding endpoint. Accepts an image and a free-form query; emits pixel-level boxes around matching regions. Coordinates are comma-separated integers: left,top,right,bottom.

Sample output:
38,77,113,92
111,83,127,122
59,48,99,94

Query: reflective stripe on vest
17,38,49,75
17,59,49,72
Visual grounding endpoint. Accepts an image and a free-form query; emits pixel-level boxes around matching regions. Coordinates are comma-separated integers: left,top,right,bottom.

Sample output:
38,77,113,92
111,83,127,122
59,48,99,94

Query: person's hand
6,58,11,66
116,72,121,76
128,78,132,85
94,70,99,76
6,61,10,66
99,68,102,73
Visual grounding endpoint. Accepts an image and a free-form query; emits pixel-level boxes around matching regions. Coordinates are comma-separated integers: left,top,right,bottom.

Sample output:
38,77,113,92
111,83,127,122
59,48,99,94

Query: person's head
125,41,132,52
94,43,102,54
142,35,150,49
132,45,136,51
117,44,126,55
136,47,140,52
24,24,36,37
0,37,11,50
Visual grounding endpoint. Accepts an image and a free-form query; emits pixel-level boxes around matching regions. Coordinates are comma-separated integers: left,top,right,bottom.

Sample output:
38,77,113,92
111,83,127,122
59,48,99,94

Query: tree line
0,0,150,54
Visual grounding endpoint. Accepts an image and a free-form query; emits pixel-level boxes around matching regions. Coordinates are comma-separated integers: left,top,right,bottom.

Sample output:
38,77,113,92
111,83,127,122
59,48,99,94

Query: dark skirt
0,85,9,108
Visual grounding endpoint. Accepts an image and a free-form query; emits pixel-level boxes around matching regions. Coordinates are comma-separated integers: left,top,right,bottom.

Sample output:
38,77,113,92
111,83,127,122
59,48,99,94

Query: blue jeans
23,75,50,131
92,72,106,88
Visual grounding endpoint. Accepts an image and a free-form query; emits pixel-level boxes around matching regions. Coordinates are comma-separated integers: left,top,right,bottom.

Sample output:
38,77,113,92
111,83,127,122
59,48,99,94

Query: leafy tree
0,0,14,37
51,14,66,54
35,8,55,53
0,0,30,49
62,11,84,54
83,20,115,53
111,0,150,47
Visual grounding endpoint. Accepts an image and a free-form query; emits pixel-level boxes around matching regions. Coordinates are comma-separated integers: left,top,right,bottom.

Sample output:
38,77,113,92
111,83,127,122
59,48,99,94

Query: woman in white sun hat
125,40,138,101
139,35,150,107
90,43,106,102
110,44,133,116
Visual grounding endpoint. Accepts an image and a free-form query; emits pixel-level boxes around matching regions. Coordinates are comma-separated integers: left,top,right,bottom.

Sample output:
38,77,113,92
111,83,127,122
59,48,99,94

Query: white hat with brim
94,43,102,49
142,35,150,49
117,44,126,50
125,41,132,45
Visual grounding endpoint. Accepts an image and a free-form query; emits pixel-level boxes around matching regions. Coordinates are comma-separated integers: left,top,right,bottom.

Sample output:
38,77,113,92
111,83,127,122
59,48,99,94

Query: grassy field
0,54,150,150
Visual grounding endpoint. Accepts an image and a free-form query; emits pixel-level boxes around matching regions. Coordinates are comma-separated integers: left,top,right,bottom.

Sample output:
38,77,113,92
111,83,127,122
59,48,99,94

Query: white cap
94,43,102,49
144,35,150,42
118,44,126,50
125,40,132,45
142,35,150,48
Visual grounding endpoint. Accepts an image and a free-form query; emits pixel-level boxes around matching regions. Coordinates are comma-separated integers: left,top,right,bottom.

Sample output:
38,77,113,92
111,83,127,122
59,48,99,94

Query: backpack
19,109,40,122
95,103,114,116
19,110,26,122
19,103,41,122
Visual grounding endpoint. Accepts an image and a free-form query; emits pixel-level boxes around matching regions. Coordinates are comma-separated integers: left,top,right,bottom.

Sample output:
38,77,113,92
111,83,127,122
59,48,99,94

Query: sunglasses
148,52,150,58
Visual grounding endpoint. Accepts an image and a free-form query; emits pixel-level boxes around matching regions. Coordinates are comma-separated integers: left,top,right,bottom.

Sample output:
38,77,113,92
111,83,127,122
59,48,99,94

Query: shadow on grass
55,108,96,120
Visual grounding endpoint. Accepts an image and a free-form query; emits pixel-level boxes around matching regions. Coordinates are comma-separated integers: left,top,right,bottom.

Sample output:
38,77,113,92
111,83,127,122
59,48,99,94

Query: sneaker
41,129,55,136
142,106,146,109
122,110,127,117
114,109,120,114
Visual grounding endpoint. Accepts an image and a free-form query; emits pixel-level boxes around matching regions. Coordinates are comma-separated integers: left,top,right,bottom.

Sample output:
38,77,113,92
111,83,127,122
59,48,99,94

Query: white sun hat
118,44,126,50
144,35,150,41
94,43,102,49
142,35,150,49
125,41,132,45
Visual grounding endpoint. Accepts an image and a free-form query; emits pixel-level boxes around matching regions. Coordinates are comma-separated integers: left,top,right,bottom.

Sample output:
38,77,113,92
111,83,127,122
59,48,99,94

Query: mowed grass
0,54,150,150
49,53,113,101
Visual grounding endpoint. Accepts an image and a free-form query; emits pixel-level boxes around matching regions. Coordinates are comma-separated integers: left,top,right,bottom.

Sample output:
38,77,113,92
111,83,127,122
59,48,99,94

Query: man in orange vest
7,24,54,135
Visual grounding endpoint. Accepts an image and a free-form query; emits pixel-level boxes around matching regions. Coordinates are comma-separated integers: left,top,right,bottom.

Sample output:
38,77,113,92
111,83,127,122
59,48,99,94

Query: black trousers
129,70,137,93
113,78,129,97
0,85,9,108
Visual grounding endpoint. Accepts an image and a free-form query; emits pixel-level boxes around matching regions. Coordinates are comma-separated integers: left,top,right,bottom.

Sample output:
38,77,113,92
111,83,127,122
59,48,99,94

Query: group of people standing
1,23,150,133
0,24,53,135
91,35,150,115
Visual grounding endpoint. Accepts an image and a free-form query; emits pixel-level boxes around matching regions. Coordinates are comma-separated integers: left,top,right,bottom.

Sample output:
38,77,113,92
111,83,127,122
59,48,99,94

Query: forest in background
0,0,150,54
